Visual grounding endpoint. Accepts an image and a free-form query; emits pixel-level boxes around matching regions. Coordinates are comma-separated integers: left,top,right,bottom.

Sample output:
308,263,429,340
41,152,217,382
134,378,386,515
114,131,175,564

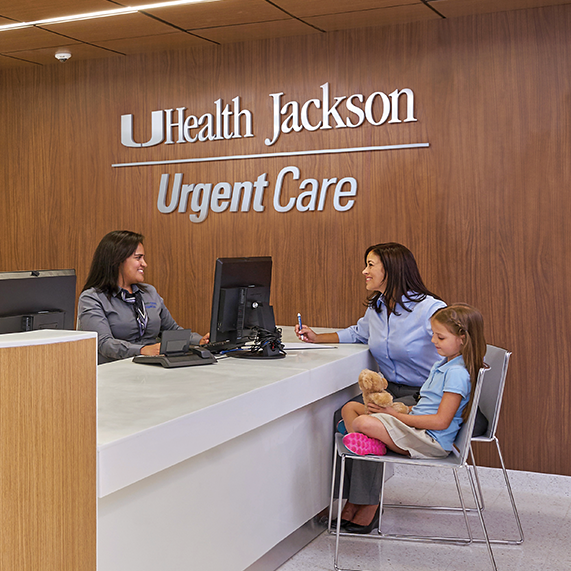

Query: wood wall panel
0,5,570,475
0,338,97,571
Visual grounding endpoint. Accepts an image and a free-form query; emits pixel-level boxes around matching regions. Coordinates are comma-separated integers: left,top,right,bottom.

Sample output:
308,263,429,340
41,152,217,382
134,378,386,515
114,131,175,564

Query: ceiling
0,0,569,70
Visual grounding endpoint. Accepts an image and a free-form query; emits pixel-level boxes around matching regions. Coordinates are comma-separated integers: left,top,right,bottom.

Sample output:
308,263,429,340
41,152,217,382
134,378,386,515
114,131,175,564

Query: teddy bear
358,369,411,414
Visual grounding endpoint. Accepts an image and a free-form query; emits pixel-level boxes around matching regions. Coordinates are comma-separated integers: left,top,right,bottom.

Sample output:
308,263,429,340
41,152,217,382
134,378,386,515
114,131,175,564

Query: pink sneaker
343,433,387,456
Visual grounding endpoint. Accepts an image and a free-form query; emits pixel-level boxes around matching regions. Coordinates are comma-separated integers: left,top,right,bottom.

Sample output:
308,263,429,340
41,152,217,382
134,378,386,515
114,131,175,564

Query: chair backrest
453,366,487,464
478,345,512,440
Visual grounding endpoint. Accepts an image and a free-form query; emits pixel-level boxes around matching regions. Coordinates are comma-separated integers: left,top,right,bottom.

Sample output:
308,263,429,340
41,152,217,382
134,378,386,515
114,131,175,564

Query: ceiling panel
0,27,80,53
305,4,442,32
143,0,290,30
96,31,214,54
5,42,122,66
0,0,570,69
432,0,571,18
275,0,420,18
196,18,320,43
41,13,177,43
0,0,116,22
0,53,41,69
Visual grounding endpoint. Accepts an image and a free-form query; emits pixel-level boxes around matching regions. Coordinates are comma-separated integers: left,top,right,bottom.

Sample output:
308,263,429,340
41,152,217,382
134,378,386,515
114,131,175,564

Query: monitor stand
229,345,286,359
229,307,286,359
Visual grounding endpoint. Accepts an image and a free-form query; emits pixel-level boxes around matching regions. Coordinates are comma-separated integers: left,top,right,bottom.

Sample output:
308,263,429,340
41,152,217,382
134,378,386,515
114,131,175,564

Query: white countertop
97,327,373,497
0,329,96,347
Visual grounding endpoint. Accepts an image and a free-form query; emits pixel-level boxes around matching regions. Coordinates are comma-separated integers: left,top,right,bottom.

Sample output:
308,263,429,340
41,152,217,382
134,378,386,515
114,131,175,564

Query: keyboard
200,340,243,354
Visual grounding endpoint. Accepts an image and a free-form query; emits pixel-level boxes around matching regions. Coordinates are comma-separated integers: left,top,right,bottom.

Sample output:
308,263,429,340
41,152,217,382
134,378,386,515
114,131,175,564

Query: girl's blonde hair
431,303,486,421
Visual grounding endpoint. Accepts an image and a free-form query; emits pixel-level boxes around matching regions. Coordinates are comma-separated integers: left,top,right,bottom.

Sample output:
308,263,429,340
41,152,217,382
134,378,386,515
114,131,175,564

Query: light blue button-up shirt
337,295,445,387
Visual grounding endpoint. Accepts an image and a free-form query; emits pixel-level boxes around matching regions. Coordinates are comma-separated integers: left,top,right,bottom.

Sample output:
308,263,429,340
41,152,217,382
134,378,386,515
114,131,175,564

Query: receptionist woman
78,230,208,364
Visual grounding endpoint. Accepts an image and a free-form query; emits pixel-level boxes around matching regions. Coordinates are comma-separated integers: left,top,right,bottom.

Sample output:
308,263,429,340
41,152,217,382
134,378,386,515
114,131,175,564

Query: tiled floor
276,465,571,571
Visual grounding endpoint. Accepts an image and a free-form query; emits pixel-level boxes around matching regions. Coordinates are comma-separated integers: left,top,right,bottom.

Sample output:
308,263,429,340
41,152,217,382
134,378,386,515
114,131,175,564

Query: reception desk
0,330,97,571
97,328,373,571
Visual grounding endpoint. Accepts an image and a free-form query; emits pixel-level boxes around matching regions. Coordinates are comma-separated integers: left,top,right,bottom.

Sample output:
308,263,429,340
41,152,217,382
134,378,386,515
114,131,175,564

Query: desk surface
97,327,373,497
0,329,95,347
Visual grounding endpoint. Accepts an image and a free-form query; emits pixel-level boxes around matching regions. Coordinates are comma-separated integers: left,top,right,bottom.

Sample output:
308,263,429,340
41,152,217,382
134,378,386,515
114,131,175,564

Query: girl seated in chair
342,303,486,458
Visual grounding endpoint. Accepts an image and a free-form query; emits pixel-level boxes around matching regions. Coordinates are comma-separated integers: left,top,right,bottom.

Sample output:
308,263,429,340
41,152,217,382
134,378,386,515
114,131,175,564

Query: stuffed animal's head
358,369,388,392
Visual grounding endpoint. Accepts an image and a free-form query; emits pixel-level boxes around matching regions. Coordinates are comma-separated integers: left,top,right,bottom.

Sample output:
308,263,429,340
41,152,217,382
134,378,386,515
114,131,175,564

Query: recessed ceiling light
0,0,219,32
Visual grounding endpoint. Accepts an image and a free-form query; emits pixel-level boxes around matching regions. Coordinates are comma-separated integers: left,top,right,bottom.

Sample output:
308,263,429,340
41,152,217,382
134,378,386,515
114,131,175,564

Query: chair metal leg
377,467,498,571
466,464,498,571
328,447,381,539
383,448,481,514
377,463,385,534
468,444,485,510
329,454,387,540
333,454,344,570
334,454,359,571
467,438,524,545
333,455,387,571
332,459,502,571
381,442,524,545
383,461,481,515
493,437,525,544
453,469,474,543
328,443,339,533
378,467,473,545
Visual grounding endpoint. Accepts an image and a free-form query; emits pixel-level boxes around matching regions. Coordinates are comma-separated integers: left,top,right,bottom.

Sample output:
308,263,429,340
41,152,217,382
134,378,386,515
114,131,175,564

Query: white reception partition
97,328,373,571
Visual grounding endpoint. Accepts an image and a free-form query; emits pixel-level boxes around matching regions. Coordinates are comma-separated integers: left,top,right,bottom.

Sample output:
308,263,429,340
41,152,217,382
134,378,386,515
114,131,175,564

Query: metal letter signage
265,83,417,145
121,97,254,147
156,168,359,223
120,84,417,148
116,83,427,223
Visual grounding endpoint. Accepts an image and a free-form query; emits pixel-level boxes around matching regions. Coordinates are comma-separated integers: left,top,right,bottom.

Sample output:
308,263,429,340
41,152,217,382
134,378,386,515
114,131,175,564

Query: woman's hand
140,342,161,356
199,333,210,345
295,323,319,343
295,324,340,344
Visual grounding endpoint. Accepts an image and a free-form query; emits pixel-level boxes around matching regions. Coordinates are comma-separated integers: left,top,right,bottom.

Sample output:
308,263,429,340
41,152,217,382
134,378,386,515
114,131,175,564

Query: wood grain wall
0,338,97,571
0,5,569,476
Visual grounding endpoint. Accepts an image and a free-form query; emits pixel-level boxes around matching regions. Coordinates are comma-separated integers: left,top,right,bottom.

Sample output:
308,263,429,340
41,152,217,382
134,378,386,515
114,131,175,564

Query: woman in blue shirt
296,242,445,533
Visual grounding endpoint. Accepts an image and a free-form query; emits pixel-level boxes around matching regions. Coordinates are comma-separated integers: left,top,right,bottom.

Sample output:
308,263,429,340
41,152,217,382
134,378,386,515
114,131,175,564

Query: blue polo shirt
411,355,471,451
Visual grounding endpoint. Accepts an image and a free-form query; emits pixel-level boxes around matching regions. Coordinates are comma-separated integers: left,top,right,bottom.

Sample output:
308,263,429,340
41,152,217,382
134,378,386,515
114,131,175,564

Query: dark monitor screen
0,269,77,334
209,257,274,345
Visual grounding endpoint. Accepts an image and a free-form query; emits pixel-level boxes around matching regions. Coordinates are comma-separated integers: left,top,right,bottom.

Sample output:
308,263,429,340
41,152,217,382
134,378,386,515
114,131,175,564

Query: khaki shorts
370,413,449,459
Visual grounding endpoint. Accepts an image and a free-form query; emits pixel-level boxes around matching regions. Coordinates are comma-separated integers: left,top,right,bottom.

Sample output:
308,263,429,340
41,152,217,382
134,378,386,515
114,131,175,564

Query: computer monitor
209,256,276,347
0,269,77,334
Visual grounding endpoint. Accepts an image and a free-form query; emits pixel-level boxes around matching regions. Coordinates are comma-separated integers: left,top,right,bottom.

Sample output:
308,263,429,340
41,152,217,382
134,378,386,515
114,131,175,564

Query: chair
329,366,500,571
468,345,524,545
377,345,523,545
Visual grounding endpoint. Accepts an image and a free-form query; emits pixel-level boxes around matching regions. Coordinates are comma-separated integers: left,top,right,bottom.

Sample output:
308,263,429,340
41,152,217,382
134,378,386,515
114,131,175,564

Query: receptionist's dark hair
365,242,441,316
82,230,145,296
